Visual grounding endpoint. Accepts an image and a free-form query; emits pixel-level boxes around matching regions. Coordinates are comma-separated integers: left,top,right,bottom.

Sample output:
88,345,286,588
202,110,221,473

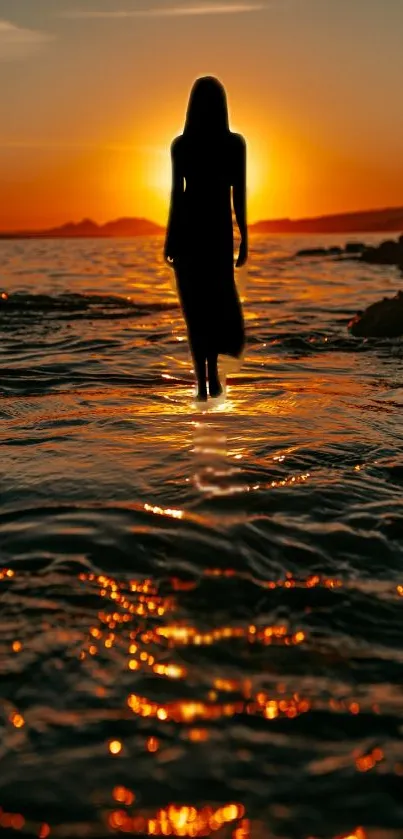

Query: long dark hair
183,76,230,139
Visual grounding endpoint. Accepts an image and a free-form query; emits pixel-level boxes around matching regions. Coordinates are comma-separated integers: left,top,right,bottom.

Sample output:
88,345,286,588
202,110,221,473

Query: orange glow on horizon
2,98,402,230
2,0,403,232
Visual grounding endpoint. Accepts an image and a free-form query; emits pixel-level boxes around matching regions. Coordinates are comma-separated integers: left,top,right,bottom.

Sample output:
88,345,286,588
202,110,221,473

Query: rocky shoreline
296,235,403,337
296,234,403,268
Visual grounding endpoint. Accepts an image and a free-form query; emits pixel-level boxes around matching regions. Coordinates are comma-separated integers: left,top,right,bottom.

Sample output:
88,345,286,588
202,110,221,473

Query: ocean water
1,234,403,839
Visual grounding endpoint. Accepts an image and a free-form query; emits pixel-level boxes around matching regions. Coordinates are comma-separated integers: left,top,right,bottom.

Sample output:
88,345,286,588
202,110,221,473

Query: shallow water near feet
1,235,403,839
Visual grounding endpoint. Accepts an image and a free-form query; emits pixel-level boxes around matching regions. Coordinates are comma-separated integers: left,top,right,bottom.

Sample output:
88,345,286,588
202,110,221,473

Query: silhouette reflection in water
164,76,247,402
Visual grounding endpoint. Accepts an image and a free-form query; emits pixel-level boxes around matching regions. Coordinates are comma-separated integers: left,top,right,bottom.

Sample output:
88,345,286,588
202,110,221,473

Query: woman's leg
207,352,223,398
193,347,207,400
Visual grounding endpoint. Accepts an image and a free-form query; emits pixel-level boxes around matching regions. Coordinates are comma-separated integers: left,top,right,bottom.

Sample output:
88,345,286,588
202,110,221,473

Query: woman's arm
164,138,183,265
232,135,248,267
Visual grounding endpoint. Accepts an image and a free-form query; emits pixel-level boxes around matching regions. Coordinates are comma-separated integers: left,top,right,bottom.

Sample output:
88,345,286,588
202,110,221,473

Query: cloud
0,19,54,60
62,3,265,20
0,140,157,152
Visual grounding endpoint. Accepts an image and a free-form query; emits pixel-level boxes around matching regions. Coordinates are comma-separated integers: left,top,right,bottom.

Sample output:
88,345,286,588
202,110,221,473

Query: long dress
165,131,245,360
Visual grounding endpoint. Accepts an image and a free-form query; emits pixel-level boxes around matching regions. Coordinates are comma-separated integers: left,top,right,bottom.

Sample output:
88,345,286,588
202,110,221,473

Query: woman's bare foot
208,378,223,398
207,354,222,399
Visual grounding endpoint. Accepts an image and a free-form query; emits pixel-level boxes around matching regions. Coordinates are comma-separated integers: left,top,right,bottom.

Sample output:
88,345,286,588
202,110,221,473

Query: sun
244,134,267,208
148,147,172,198
141,131,267,224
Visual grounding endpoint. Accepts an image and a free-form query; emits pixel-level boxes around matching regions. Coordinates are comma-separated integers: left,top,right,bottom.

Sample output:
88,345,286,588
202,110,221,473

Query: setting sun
130,133,267,226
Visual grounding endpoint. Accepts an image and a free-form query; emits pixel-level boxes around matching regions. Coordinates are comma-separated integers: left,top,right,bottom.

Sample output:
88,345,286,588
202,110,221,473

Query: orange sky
1,0,403,229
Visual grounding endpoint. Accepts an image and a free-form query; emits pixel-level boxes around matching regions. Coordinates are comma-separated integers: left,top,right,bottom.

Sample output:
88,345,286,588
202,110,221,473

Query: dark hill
2,207,403,239
251,206,403,234
0,217,164,239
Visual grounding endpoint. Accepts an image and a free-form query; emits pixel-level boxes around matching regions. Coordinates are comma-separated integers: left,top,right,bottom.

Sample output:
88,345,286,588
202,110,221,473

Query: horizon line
2,204,403,233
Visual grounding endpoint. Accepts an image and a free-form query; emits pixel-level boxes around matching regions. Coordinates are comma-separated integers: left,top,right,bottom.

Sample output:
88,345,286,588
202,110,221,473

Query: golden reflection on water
73,569,384,730
2,566,402,837
191,414,237,497
105,808,373,839
355,748,384,773
144,503,184,520
0,798,374,839
189,414,313,497
9,711,25,729
108,802,247,836
127,688,310,724
77,571,309,705
4,803,390,839
0,809,50,836
0,568,15,580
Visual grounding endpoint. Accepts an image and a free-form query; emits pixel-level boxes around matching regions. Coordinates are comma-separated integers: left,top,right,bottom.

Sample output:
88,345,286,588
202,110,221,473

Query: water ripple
1,235,403,838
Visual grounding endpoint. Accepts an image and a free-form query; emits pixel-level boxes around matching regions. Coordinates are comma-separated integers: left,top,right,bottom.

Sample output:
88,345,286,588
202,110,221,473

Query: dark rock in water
378,240,399,262
296,246,343,257
296,247,329,257
359,245,376,261
348,290,403,337
296,244,359,259
345,242,366,254
296,234,403,268
360,238,403,266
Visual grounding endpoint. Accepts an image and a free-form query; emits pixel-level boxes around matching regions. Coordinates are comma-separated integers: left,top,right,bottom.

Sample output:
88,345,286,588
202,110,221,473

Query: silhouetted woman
164,76,247,401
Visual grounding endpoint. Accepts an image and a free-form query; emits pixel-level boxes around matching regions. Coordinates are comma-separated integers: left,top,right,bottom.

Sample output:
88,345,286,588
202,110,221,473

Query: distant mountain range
1,207,403,239
0,217,164,239
251,206,403,234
